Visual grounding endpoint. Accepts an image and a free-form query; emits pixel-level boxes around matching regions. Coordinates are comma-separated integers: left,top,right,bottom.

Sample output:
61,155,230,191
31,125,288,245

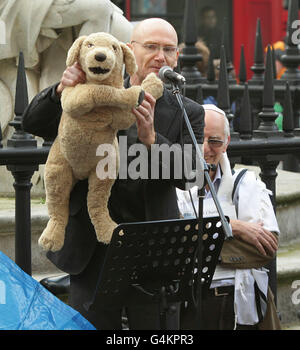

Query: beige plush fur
38,32,163,251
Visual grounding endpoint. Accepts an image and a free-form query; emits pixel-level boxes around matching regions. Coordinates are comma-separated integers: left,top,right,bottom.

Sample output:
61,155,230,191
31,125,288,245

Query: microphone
208,164,217,172
158,66,186,84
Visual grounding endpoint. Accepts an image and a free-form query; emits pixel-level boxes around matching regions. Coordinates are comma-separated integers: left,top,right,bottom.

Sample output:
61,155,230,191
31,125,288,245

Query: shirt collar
214,165,222,183
205,164,222,198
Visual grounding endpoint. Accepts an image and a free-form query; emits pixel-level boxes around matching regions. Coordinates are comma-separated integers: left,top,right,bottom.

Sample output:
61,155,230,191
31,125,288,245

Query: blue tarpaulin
0,251,95,330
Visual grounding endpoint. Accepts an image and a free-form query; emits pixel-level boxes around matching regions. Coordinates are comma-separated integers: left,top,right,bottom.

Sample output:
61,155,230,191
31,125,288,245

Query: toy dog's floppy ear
66,36,87,66
120,43,137,76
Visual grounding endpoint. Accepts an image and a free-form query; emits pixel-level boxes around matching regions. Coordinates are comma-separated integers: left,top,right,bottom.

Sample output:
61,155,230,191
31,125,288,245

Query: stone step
234,164,300,246
277,242,300,328
277,242,300,280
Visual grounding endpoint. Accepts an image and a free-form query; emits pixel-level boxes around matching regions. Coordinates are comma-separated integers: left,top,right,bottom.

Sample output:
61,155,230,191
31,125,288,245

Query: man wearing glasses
22,18,204,329
178,105,281,330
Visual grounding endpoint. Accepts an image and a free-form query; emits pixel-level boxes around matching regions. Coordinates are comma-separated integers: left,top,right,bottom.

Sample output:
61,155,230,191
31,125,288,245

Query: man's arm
230,219,278,257
22,84,62,139
22,62,86,139
220,232,278,269
221,170,279,266
235,170,279,256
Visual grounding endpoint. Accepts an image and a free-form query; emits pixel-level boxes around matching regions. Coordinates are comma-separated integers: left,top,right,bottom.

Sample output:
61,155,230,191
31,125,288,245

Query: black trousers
68,243,180,330
181,287,258,330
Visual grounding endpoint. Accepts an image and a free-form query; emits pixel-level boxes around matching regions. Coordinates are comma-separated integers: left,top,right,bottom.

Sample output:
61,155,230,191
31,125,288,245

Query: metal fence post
6,52,38,276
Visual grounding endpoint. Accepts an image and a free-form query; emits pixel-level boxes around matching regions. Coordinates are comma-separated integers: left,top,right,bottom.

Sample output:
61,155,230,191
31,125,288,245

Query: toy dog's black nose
95,53,106,62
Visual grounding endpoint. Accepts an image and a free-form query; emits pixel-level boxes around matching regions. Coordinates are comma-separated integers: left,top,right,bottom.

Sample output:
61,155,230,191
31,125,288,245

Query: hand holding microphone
159,66,186,84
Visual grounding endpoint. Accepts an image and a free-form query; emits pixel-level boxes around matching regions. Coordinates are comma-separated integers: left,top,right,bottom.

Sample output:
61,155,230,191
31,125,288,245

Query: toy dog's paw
128,85,145,108
38,220,65,252
137,90,145,106
94,220,118,245
141,72,164,100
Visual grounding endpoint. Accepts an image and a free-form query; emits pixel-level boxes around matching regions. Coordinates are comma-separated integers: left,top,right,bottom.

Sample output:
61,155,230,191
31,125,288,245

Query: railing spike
239,83,253,139
217,45,233,127
14,52,28,118
239,45,247,84
179,0,202,88
8,52,36,147
221,17,236,83
207,44,216,82
256,45,278,133
283,81,294,136
249,18,265,84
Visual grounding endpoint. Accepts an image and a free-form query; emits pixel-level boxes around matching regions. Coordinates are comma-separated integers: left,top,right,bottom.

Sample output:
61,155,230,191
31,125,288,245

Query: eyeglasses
204,138,225,148
131,41,178,57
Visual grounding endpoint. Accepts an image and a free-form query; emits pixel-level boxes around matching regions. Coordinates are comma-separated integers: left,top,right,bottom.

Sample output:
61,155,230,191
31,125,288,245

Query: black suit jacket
22,83,204,275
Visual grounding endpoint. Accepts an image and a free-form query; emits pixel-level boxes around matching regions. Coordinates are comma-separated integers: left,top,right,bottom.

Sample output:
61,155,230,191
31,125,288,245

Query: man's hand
132,92,156,148
230,219,278,256
56,62,86,96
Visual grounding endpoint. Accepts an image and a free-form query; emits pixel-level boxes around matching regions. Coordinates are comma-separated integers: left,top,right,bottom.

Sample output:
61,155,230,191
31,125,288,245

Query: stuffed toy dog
38,32,163,252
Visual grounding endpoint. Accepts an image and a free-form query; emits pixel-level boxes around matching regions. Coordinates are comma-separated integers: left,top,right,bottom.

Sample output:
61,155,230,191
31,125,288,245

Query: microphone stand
171,81,233,330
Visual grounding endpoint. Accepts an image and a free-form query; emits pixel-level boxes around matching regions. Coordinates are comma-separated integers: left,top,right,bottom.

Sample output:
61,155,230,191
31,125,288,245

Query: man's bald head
131,18,178,45
203,105,230,141
128,18,179,85
203,105,230,169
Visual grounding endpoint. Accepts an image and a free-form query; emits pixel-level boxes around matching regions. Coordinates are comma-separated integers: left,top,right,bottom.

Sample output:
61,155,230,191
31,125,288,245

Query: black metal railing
0,53,49,276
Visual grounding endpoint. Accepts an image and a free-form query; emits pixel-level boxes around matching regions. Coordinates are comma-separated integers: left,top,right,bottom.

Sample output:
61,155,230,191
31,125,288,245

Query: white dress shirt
176,153,280,325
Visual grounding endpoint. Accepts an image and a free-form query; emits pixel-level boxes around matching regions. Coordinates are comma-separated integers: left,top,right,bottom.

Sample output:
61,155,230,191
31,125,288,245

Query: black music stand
87,216,227,330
